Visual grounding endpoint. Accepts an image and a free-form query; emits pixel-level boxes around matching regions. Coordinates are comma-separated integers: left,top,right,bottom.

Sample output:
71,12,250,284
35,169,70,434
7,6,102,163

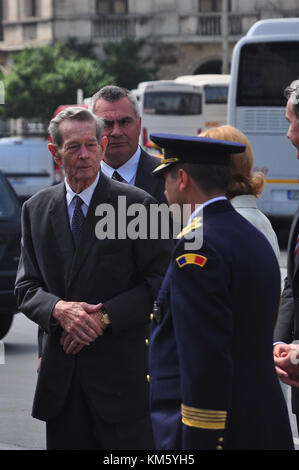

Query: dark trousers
46,373,154,450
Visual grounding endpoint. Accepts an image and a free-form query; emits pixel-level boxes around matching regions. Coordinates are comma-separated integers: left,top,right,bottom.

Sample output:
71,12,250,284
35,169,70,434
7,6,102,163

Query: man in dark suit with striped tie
16,106,172,449
274,79,299,433
90,85,167,204
37,86,169,369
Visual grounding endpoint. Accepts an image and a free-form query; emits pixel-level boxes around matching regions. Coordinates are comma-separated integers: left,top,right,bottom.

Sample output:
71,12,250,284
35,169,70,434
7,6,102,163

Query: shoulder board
176,216,202,240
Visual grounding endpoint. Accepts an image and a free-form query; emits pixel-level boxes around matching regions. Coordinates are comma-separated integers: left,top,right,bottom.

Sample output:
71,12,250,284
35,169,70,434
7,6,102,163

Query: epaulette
176,216,202,240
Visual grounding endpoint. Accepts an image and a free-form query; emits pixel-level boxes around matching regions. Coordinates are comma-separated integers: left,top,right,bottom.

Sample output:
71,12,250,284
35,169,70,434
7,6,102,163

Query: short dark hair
90,85,140,118
168,163,232,196
284,79,299,120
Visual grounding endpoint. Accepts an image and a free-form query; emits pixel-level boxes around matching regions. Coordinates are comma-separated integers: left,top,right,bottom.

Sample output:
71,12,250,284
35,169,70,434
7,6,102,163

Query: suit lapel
135,150,159,196
67,172,112,287
289,207,299,278
49,183,74,281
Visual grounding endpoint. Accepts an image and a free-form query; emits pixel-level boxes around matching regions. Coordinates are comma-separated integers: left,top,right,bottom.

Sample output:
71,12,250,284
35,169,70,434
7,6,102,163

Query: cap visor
152,162,173,176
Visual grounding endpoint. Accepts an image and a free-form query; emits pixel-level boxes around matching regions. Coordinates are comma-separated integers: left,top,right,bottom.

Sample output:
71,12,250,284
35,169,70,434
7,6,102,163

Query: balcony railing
93,12,259,40
93,14,148,39
197,13,244,36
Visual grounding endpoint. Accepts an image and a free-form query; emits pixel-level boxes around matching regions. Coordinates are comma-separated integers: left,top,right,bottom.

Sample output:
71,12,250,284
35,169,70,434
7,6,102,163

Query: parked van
0,137,62,202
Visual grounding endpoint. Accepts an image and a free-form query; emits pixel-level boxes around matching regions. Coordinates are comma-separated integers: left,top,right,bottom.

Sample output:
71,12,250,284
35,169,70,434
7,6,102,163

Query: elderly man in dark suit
148,133,294,450
37,86,169,372
90,85,166,204
15,107,172,450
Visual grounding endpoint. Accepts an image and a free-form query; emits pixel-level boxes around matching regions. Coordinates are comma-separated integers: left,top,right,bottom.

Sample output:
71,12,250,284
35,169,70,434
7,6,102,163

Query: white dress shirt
65,172,100,223
100,147,141,185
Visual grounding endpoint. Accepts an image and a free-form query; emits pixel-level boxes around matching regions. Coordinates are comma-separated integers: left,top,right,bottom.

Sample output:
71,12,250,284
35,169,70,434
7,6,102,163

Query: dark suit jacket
150,200,293,450
274,207,299,413
37,148,167,357
135,149,166,205
15,172,172,422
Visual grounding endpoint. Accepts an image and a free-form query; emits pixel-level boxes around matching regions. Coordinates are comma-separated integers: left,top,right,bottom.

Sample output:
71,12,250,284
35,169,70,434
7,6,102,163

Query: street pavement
0,313,45,450
0,249,298,451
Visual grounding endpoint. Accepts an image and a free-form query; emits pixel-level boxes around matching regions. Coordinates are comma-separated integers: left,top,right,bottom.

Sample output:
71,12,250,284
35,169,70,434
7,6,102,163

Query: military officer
148,133,294,450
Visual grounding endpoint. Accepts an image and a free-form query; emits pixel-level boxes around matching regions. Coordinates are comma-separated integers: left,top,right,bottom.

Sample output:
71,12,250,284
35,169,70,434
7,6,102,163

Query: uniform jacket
15,172,172,422
149,199,294,450
274,206,299,413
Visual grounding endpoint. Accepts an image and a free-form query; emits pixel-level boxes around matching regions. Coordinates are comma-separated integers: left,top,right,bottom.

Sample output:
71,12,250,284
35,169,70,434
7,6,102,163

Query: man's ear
100,135,108,157
48,142,61,165
177,168,189,192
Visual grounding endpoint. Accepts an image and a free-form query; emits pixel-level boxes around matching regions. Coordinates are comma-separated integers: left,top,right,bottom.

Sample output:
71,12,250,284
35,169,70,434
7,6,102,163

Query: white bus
133,80,204,155
134,76,229,155
228,18,299,219
174,73,230,130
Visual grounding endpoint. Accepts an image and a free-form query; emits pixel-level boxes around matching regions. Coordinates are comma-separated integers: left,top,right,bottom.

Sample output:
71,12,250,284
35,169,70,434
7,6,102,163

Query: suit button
150,313,154,321
146,374,150,383
145,338,149,346
218,437,224,442
216,445,223,450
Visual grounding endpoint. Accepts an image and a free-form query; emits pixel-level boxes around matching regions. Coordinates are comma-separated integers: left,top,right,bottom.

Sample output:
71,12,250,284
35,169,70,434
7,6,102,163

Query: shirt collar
187,196,227,225
100,146,141,184
65,172,100,207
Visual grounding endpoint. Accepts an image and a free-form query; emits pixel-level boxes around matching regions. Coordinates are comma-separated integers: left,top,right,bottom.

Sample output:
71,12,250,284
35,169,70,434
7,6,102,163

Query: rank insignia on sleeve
176,253,207,268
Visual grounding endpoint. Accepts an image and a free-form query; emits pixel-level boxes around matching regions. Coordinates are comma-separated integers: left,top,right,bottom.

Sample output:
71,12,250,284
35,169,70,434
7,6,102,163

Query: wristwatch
100,306,111,325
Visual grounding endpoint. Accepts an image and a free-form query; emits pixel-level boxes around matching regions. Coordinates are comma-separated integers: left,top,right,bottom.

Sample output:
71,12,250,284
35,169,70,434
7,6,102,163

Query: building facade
0,0,298,78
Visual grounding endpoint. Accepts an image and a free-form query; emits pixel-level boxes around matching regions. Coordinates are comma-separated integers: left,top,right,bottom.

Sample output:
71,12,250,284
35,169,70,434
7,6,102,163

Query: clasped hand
273,343,299,387
53,300,106,355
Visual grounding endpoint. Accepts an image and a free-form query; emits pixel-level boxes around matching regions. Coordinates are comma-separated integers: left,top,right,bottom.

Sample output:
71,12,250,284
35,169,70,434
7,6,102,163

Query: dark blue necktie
71,195,85,248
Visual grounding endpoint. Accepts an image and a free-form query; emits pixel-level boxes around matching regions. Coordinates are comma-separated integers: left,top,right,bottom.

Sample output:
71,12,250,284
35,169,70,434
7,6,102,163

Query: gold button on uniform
146,374,150,383
145,338,149,346
150,313,154,321
216,445,223,450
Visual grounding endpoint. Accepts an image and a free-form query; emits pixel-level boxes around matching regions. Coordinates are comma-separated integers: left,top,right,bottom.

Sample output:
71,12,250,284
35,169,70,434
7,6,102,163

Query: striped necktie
71,195,85,248
112,171,126,183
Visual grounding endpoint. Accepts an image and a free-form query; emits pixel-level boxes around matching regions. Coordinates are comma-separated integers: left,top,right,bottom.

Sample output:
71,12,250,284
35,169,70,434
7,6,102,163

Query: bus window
237,42,299,107
204,85,228,104
143,92,202,116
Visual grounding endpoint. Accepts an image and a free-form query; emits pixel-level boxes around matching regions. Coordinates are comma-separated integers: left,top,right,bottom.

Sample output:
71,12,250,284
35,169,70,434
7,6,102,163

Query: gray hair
48,106,104,148
90,85,140,119
284,79,299,120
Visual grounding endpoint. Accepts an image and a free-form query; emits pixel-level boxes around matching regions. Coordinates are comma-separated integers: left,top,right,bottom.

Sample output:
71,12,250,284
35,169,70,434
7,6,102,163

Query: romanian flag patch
176,253,207,268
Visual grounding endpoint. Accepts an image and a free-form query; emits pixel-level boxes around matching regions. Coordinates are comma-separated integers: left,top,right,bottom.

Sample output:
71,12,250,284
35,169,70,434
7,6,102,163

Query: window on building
198,0,231,12
2,0,7,21
96,0,128,15
25,0,40,18
23,23,37,40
